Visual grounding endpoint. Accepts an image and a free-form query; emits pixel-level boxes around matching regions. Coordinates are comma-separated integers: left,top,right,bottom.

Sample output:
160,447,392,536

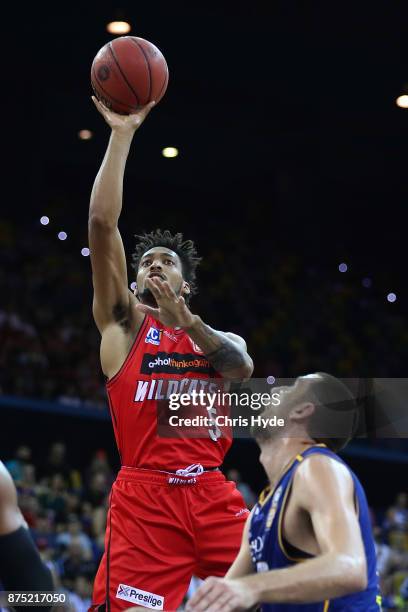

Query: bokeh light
58,232,67,241
362,277,372,288
81,248,90,257
387,292,397,303
106,21,131,34
267,375,276,385
40,216,50,226
78,130,93,141
130,281,137,291
396,95,408,109
338,262,348,273
162,147,179,158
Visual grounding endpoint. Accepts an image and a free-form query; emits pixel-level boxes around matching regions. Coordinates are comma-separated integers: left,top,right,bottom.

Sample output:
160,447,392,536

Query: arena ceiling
3,1,408,284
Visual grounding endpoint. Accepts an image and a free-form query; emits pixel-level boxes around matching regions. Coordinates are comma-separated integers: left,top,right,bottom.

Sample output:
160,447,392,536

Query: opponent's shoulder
294,451,351,485
293,452,353,510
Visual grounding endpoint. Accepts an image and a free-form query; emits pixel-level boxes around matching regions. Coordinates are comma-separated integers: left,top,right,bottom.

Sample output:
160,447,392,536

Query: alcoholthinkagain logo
141,352,212,375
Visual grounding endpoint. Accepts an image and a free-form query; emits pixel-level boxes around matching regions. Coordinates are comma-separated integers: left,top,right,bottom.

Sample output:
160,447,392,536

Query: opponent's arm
242,455,367,604
89,97,155,334
225,509,254,579
187,455,367,611
0,461,24,535
0,463,54,601
137,277,254,380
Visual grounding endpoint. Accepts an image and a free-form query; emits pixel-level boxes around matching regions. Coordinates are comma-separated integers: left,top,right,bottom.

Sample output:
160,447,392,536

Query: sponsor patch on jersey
163,329,178,342
235,508,250,518
116,583,164,610
250,535,264,557
141,352,212,375
145,326,162,346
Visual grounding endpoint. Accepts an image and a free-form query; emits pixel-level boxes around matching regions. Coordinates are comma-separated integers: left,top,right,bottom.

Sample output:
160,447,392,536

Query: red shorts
90,466,249,612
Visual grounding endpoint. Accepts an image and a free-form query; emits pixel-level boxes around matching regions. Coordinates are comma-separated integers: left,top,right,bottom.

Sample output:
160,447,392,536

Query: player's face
136,247,188,305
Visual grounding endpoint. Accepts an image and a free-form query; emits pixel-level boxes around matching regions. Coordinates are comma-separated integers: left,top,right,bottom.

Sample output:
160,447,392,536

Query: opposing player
187,373,381,611
89,96,254,611
0,461,54,604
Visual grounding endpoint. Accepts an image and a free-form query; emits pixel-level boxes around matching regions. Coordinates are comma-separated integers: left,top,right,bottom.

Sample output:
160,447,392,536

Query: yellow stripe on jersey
257,486,273,507
277,477,308,562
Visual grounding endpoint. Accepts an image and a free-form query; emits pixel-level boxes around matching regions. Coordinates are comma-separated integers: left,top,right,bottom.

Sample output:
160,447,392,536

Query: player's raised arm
88,97,155,334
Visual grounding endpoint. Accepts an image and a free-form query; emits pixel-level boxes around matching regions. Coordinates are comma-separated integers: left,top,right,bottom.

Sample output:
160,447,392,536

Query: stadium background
2,1,408,609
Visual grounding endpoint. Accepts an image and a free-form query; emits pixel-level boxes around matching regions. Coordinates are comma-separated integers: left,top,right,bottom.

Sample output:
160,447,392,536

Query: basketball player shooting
89,97,254,611
187,374,381,611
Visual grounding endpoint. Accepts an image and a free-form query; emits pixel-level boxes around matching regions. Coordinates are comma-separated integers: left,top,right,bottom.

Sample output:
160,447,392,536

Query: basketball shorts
89,464,249,612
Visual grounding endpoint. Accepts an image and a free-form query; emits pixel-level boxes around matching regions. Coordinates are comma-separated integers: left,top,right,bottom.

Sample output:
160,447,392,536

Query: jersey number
207,406,222,441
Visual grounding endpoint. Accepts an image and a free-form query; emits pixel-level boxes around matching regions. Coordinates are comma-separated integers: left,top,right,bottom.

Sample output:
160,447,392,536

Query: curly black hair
131,229,202,299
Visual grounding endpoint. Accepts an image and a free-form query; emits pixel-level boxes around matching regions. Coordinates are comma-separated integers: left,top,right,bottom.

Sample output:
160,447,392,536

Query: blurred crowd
375,492,408,610
4,442,408,609
0,226,105,407
1,222,408,409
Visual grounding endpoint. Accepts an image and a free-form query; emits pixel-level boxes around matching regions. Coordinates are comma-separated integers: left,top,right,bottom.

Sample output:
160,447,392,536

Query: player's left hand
135,277,196,328
185,576,257,612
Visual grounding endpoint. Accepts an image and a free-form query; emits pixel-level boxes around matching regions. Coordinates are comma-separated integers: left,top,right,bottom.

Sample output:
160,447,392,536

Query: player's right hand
92,96,155,134
186,576,258,612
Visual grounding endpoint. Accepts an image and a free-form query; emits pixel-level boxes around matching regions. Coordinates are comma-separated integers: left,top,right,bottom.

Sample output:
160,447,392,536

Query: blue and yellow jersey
249,445,381,611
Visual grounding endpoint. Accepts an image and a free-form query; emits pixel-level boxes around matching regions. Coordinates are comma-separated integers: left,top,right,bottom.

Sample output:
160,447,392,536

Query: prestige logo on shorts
116,583,164,610
145,326,162,346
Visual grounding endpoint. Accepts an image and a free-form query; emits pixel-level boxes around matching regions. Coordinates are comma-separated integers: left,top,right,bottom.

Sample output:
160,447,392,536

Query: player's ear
289,402,315,422
182,281,191,295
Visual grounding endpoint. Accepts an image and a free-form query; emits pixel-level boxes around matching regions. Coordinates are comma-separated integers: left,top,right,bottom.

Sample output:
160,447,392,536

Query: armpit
112,301,131,331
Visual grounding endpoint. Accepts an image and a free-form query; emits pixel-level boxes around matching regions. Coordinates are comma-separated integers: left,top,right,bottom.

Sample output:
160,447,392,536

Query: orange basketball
91,36,169,114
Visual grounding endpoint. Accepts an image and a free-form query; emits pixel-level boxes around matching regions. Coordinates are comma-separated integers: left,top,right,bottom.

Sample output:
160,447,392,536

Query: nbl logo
189,337,203,354
250,536,264,555
145,327,162,346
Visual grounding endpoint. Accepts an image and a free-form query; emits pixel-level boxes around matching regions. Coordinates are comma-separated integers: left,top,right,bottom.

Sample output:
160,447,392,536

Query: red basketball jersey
106,315,232,470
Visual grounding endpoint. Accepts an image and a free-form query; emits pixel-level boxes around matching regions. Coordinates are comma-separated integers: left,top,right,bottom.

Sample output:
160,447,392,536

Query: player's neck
261,438,315,490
